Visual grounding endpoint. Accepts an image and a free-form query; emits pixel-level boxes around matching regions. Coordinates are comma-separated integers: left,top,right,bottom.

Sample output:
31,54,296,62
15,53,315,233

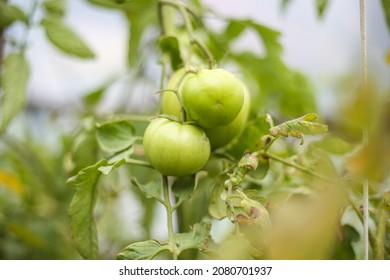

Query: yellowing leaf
269,113,328,144
386,48,390,65
0,170,24,196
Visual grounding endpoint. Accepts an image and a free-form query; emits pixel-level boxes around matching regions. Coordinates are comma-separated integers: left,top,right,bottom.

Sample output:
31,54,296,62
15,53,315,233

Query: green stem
159,2,176,36
359,0,370,260
160,0,216,68
20,0,39,52
349,196,377,250
163,175,178,260
125,158,153,168
262,151,334,183
375,208,388,260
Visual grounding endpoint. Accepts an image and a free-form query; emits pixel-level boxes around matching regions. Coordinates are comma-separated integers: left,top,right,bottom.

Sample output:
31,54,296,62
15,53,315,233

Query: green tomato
160,68,185,118
203,84,250,150
181,68,244,128
162,76,250,150
143,118,210,177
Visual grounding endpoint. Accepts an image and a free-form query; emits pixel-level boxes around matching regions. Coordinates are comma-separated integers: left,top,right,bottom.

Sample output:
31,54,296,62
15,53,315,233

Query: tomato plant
0,0,389,261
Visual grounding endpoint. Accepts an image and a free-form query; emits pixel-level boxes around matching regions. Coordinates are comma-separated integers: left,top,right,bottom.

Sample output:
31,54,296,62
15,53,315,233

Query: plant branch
125,158,153,169
160,0,216,68
348,196,377,250
162,175,178,260
20,0,39,52
261,151,334,183
359,0,370,260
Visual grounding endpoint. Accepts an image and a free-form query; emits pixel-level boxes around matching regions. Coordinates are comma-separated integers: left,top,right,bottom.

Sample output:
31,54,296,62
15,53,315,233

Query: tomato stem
162,175,178,260
359,0,370,260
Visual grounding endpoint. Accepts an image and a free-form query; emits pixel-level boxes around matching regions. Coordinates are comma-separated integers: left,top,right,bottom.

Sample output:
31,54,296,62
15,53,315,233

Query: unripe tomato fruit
203,84,250,150
161,70,250,150
143,118,210,177
160,68,185,118
181,68,244,128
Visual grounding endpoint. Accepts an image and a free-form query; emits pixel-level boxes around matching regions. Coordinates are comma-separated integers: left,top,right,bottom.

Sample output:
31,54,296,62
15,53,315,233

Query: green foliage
381,0,390,34
131,177,162,202
0,53,30,132
228,114,271,158
158,35,184,70
95,120,136,154
0,2,27,28
0,0,388,261
67,161,105,260
41,17,95,58
269,113,328,144
171,175,196,206
117,221,212,260
174,221,212,255
316,0,330,18
117,239,170,260
43,0,66,17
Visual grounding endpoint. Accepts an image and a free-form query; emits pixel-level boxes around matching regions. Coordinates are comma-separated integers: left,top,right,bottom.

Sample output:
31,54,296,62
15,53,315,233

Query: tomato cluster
144,68,250,176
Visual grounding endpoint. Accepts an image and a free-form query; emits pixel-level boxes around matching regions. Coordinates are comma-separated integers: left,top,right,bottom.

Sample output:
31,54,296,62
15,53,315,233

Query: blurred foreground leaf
316,0,329,18
41,17,95,58
158,35,183,70
43,0,66,17
382,0,390,34
0,53,29,131
0,2,26,28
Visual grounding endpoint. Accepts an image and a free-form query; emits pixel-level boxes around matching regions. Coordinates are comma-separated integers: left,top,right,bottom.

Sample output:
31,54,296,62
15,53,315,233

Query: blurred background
0,0,389,259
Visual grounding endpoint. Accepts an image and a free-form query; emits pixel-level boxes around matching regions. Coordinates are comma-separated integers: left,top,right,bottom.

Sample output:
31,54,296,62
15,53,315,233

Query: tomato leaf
88,0,133,9
171,175,195,206
252,155,269,179
131,177,162,203
383,190,390,210
208,177,227,220
158,35,183,70
224,20,247,41
249,21,283,57
175,221,212,254
96,120,136,154
228,114,271,158
117,239,170,260
43,0,66,17
41,17,95,58
67,160,107,259
0,53,30,132
269,113,328,144
221,19,282,57
382,0,390,34
316,0,329,19
71,118,99,174
312,134,353,155
0,3,27,28
98,158,127,175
